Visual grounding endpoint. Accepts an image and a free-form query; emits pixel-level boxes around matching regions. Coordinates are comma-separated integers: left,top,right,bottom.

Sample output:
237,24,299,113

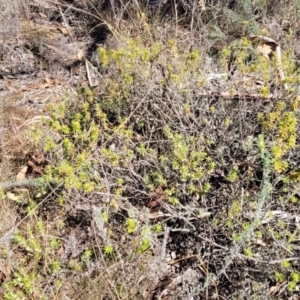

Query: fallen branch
0,178,59,191
196,91,280,100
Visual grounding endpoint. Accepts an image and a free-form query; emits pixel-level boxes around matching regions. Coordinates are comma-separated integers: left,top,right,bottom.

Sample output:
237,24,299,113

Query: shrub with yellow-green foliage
4,4,300,298
258,100,298,173
16,31,215,298
2,214,66,300
33,29,300,298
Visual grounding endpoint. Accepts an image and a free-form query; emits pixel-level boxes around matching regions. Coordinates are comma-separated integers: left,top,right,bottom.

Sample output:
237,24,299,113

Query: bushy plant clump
2,2,300,298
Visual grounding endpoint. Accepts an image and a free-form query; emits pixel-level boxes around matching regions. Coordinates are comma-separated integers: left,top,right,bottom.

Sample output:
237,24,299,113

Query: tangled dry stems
1,0,300,299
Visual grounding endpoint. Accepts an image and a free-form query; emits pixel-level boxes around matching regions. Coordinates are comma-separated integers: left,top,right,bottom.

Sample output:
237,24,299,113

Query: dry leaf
149,211,166,218
58,27,69,35
6,192,19,201
38,12,47,18
254,239,266,246
269,283,279,294
76,49,85,61
57,246,64,257
26,153,50,175
16,166,28,180
250,35,278,59
148,186,165,208
257,43,277,59
28,161,43,174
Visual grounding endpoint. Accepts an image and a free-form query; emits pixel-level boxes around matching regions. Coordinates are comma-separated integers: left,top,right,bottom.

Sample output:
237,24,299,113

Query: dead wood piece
0,178,59,190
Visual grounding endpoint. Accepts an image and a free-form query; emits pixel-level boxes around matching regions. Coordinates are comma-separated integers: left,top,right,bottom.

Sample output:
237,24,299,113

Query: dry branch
197,91,281,100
